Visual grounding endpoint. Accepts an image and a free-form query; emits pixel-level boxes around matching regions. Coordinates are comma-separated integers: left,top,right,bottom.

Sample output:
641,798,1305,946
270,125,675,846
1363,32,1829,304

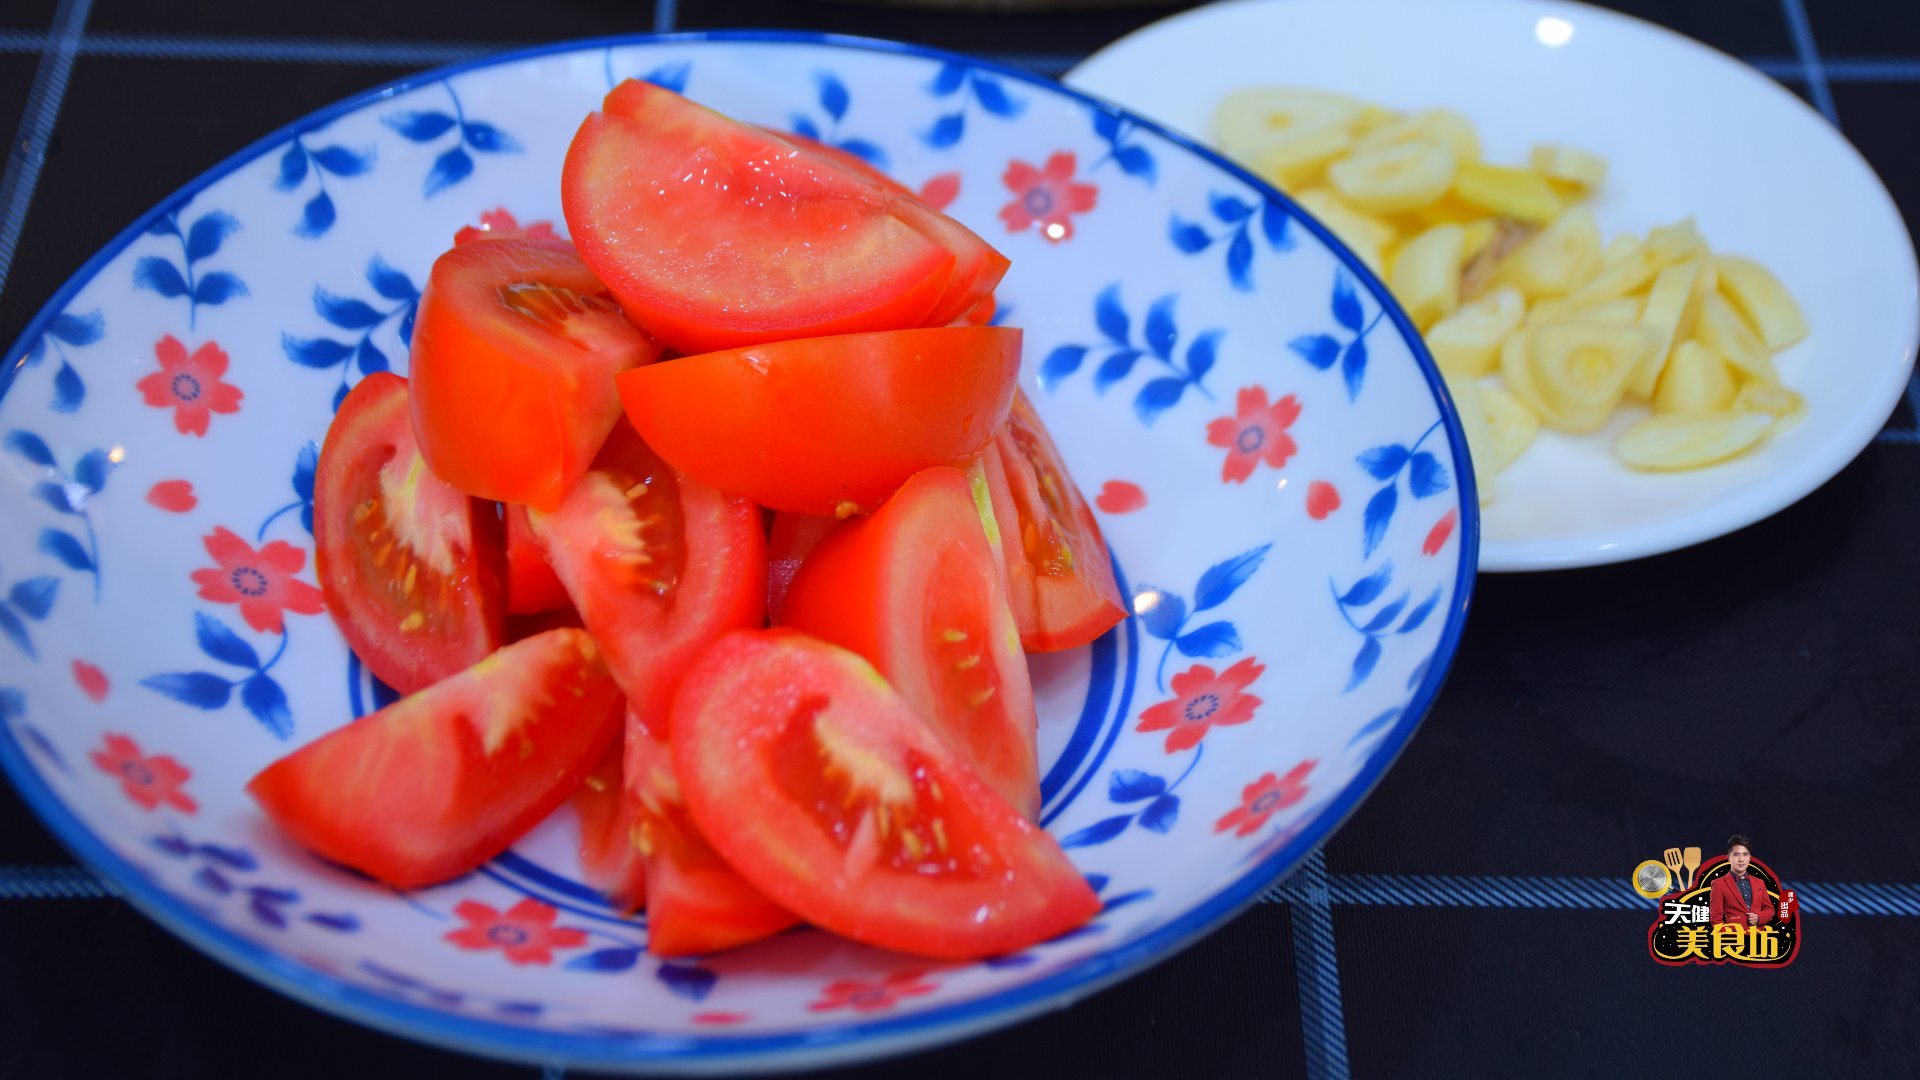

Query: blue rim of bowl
0,28,1479,1073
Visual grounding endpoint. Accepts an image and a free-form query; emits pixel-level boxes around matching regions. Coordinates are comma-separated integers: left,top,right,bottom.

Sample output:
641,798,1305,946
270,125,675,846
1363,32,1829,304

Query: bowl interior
0,33,1473,1072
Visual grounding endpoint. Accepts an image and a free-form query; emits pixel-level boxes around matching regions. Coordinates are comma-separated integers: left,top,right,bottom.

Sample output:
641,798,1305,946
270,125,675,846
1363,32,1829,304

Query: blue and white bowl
0,32,1475,1073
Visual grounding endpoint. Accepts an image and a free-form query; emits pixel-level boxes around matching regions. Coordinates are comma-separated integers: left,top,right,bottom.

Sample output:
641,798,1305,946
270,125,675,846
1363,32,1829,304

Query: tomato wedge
528,422,764,726
409,235,663,511
626,716,797,956
782,467,1039,819
779,131,1008,328
618,327,1021,516
572,741,647,912
766,511,836,625
672,629,1099,959
313,372,506,695
563,79,967,354
981,391,1127,651
504,503,571,615
248,628,623,889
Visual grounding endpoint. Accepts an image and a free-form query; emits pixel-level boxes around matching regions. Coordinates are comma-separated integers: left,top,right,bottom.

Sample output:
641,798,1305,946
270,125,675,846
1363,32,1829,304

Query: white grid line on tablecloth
1748,56,1920,80
13,863,1919,913
1780,0,1839,122
0,0,90,300
1288,849,1351,1080
0,28,501,64
1262,872,1920,915
2,29,1920,83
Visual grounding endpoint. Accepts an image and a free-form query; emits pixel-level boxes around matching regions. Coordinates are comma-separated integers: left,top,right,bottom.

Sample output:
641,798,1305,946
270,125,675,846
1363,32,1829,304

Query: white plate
1067,0,1919,571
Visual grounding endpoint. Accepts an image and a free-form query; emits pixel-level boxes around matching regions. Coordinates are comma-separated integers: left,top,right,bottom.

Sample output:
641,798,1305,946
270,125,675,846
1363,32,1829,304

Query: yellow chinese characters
1657,923,1781,962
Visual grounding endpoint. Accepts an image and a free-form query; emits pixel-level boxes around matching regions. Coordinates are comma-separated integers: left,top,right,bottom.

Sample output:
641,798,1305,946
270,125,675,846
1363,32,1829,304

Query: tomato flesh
563,81,967,355
626,716,797,955
314,373,506,695
409,235,663,511
618,327,1021,516
248,628,623,889
573,740,647,912
528,422,764,726
782,467,1039,819
672,629,1099,959
778,131,1008,328
504,503,571,615
982,391,1127,651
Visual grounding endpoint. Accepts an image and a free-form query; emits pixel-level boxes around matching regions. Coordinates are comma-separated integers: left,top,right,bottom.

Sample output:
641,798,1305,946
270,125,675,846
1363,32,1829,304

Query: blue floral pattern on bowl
0,32,1475,1075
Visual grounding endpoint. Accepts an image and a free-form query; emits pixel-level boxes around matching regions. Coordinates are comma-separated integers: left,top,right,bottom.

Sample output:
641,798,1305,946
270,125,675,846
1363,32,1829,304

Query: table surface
2,2,1917,1078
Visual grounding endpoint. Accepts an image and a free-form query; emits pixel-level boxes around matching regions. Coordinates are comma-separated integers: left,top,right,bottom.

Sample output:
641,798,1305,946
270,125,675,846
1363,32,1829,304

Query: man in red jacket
1709,834,1776,927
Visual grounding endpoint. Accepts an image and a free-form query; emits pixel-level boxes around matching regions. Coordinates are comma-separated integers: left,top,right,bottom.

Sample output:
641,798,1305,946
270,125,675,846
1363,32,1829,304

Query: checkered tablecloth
2,1,1917,1077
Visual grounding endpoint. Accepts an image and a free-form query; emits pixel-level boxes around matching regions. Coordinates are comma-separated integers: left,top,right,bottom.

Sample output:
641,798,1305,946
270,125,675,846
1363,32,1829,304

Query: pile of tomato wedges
248,81,1131,961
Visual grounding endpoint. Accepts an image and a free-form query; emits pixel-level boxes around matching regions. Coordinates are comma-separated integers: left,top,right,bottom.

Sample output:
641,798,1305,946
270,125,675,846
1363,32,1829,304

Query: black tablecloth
3,2,1917,1077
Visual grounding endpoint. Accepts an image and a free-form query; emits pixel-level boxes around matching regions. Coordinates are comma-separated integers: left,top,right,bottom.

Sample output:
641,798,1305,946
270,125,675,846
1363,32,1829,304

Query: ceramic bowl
0,31,1474,1073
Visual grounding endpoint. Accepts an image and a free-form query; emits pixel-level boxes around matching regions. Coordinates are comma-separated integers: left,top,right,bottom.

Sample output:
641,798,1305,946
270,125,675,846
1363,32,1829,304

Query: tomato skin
672,629,1099,959
248,629,623,890
528,422,765,727
409,236,663,511
572,740,647,912
314,372,507,695
982,391,1127,651
504,504,571,615
626,716,796,956
563,82,965,355
782,467,1039,819
618,327,1021,516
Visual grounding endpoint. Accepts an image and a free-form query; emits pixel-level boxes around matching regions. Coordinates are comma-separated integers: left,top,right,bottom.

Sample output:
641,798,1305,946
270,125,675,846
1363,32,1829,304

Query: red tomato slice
959,294,997,327
572,740,647,912
562,80,963,355
618,327,1021,516
673,629,1099,959
313,372,506,695
765,511,836,625
626,716,797,956
248,628,623,889
981,391,1127,651
527,422,765,726
774,129,916,198
409,235,663,511
504,504,571,615
782,467,1039,819
779,131,1008,328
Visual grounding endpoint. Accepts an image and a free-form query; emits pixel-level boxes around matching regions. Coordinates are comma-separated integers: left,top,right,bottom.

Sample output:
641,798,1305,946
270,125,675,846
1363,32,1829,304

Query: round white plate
1067,0,1919,571
0,31,1474,1073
